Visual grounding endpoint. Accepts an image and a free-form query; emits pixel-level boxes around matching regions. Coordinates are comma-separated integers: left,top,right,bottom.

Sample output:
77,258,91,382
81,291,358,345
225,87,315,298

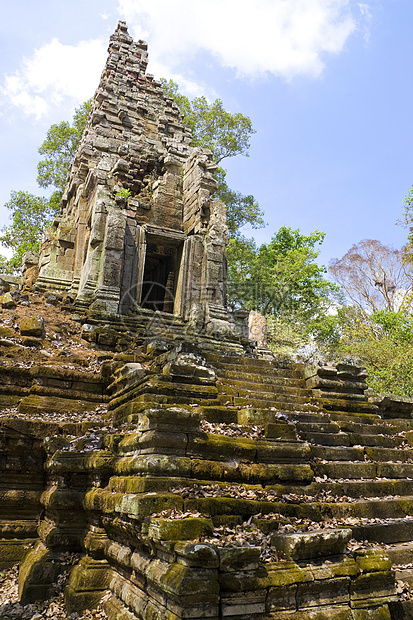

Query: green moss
187,433,257,462
120,492,184,519
157,562,219,597
265,562,311,586
18,394,96,415
354,550,392,573
148,517,214,541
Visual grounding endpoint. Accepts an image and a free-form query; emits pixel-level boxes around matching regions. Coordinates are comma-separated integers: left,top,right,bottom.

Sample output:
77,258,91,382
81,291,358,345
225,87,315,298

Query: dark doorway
141,242,181,312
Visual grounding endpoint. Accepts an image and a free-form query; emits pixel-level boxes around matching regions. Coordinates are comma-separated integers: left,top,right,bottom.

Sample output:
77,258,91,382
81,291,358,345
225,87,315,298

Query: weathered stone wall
1,325,402,619
36,22,232,332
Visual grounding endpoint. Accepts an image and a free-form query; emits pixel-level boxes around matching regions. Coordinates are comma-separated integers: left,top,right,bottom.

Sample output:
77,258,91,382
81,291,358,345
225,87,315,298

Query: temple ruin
36,21,232,339
1,20,413,620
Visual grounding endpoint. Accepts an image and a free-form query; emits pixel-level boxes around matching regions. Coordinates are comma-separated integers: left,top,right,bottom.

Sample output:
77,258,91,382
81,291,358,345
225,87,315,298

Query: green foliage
227,227,336,321
402,186,413,263
1,102,91,271
226,226,337,358
161,79,254,162
216,168,265,236
0,191,58,270
37,100,92,193
115,188,131,200
160,79,264,237
335,309,413,396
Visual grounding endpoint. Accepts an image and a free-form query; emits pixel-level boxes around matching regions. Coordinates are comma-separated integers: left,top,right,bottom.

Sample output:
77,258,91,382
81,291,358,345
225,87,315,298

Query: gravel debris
0,565,108,619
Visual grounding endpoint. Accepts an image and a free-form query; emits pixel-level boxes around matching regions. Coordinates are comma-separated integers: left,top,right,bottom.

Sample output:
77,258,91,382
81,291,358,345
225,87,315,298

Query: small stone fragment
20,315,45,337
0,292,17,308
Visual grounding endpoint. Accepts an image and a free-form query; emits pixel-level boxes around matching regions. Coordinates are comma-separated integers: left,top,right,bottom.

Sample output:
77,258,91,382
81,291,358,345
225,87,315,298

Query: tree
402,185,413,261
329,239,413,314
226,227,337,358
227,227,336,320
0,191,58,270
331,308,413,396
0,101,92,271
161,79,265,237
37,100,92,195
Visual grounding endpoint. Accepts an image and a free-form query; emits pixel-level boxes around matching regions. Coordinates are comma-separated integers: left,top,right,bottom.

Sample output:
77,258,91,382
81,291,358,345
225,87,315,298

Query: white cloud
1,37,107,119
0,1,370,120
117,0,369,80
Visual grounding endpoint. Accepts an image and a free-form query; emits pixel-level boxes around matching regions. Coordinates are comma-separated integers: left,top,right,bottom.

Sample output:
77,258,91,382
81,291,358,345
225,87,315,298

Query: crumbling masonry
1,20,413,620
36,21,231,338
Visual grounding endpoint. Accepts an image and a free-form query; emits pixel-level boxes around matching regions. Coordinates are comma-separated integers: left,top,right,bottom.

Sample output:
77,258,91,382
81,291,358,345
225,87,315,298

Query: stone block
119,492,184,519
175,542,219,568
271,528,352,561
148,517,214,541
296,576,351,609
20,315,45,337
218,546,261,572
267,583,297,612
221,589,266,617
0,292,16,308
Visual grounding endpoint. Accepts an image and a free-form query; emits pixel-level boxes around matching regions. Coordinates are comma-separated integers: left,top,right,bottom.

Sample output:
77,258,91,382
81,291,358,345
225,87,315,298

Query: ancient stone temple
36,21,231,337
2,20,413,620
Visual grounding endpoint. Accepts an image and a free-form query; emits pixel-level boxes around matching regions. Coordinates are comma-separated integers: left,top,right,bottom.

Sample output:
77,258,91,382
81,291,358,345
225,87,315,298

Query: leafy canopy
332,308,413,396
227,226,336,321
0,191,58,271
37,100,92,193
0,101,92,271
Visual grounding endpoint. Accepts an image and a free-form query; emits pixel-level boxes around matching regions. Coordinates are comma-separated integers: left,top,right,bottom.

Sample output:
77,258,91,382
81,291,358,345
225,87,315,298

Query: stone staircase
9,338,413,618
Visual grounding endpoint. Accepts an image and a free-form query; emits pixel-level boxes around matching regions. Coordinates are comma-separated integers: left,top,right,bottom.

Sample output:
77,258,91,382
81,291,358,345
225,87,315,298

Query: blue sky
1,0,412,267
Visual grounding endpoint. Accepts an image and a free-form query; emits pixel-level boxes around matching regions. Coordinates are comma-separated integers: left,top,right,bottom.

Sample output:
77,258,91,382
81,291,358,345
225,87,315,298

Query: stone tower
36,21,232,334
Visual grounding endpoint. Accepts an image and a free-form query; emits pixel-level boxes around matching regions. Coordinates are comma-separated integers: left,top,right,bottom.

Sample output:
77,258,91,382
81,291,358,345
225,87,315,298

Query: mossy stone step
384,541,413,566
218,364,303,379
204,353,287,368
195,405,238,424
285,412,332,423
218,380,312,399
317,497,413,521
303,431,403,448
351,518,413,544
221,370,305,387
18,394,101,415
317,398,378,414
313,461,377,480
327,410,383,423
191,459,313,485
187,433,310,464
333,419,398,436
300,431,351,447
310,446,365,461
231,396,319,412
224,389,313,406
296,421,341,434
271,528,352,561
29,384,108,403
364,447,412,462
308,479,413,499
109,377,220,410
